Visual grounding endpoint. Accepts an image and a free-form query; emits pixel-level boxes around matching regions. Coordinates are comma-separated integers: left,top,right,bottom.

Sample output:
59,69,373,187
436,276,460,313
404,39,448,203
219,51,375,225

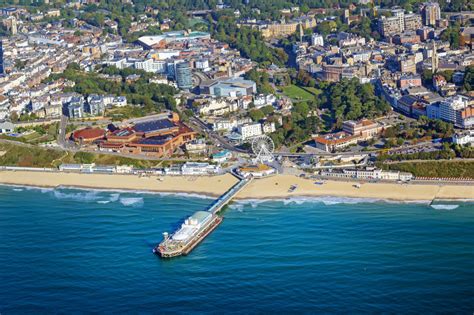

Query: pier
154,175,251,258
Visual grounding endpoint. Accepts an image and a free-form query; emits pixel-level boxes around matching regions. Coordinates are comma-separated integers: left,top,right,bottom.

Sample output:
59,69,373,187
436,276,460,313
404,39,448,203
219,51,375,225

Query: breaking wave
47,186,214,200
109,193,120,202
228,203,244,212
431,204,459,210
52,190,101,202
233,196,432,207
119,197,144,207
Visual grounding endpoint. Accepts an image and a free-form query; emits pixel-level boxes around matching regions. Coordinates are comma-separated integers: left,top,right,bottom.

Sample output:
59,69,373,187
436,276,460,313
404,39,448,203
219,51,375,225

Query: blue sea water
0,185,473,313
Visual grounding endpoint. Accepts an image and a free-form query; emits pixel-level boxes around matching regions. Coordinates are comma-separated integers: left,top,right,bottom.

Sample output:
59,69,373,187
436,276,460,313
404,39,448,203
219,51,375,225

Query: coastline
0,171,236,198
237,175,474,202
0,170,473,202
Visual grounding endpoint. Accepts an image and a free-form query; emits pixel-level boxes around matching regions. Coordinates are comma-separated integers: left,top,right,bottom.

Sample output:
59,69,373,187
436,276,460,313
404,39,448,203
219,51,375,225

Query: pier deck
155,176,251,258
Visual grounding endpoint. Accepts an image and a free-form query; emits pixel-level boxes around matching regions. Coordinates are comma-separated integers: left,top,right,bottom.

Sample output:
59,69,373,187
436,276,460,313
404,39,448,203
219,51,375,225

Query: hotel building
438,95,474,129
314,119,383,152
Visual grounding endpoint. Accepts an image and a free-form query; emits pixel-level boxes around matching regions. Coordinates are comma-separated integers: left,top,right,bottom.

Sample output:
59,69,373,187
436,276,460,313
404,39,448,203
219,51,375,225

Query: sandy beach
0,170,473,201
0,171,238,197
237,174,474,201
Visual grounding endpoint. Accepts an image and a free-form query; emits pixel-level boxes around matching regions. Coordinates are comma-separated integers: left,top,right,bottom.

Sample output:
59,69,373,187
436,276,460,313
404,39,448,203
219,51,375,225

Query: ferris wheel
251,135,275,163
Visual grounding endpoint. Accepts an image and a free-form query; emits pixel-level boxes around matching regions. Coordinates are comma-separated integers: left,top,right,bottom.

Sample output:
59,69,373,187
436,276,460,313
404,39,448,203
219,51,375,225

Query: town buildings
452,130,474,145
0,1,472,169
259,16,316,38
436,95,473,128
70,113,197,158
320,167,413,181
181,162,221,175
342,119,384,139
137,31,211,49
175,62,192,90
314,119,384,152
311,33,324,47
238,122,263,140
378,8,422,38
420,2,441,26
200,78,257,97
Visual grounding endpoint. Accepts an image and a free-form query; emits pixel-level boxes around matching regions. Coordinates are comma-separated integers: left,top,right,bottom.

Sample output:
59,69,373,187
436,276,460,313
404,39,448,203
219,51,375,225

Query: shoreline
4,182,473,205
0,171,473,203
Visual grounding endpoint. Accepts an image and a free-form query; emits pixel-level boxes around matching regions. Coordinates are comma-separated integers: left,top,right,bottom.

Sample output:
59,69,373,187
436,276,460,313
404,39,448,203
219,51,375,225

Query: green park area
281,84,321,102
0,123,59,145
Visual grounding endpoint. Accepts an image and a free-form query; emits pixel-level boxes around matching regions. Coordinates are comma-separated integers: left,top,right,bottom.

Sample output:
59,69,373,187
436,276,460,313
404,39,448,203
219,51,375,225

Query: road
57,115,70,148
19,110,445,166
189,116,248,154
193,71,211,87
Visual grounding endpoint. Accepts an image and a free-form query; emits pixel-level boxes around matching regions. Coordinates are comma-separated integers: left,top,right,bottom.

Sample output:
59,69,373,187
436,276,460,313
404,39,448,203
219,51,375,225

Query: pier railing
207,178,251,214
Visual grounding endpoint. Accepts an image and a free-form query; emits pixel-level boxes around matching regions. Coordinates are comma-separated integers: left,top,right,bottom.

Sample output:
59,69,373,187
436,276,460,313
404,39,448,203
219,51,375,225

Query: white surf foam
431,204,459,210
234,196,431,206
155,191,215,200
119,197,144,207
53,186,214,200
228,203,244,212
109,193,120,202
23,186,55,193
52,189,101,202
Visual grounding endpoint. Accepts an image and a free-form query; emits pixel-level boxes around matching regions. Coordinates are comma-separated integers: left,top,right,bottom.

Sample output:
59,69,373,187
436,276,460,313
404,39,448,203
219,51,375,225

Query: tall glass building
176,62,192,90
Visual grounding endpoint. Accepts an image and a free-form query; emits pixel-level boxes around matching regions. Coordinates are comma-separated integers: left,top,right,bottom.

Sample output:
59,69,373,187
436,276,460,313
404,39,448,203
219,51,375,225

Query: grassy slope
281,85,315,101
0,142,163,169
381,160,474,178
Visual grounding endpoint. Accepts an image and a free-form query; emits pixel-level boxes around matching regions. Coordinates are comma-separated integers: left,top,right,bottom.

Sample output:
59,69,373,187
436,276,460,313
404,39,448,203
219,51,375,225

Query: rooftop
111,128,135,137
314,131,359,144
136,135,174,145
133,119,176,134
190,211,212,224
73,127,105,140
138,31,210,47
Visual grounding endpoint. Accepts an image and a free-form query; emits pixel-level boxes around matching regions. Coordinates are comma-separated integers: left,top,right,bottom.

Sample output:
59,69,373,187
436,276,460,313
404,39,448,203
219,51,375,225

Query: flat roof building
201,77,257,97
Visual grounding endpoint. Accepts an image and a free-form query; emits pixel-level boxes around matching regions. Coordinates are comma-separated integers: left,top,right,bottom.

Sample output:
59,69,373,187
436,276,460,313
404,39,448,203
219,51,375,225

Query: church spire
431,40,438,74
298,23,304,43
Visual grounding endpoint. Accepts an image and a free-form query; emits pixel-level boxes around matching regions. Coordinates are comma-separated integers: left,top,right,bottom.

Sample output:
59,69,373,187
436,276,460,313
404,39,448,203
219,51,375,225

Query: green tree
249,109,265,121
464,66,474,91
440,23,461,49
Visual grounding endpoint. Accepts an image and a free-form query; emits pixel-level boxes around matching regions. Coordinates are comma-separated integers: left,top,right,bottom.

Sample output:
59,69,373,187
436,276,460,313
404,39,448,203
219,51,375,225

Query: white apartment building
111,96,127,107
195,59,210,71
321,167,413,181
352,51,372,63
253,94,276,108
213,117,252,131
452,130,474,145
311,33,324,46
0,96,9,120
0,121,14,133
196,99,237,116
439,95,473,128
238,122,262,140
262,121,276,134
339,36,366,48
134,59,167,73
181,162,220,175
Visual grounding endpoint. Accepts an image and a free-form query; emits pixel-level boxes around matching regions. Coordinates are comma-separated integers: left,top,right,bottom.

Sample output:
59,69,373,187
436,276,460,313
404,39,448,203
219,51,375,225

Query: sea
1,184,473,313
